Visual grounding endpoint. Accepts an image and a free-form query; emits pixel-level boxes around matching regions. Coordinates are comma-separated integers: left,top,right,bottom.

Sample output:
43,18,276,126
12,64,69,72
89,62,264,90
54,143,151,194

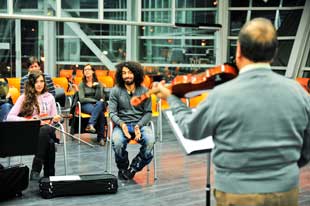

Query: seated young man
109,61,155,180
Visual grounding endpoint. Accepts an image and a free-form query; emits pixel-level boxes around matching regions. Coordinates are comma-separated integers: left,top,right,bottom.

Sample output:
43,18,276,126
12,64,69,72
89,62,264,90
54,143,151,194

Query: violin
25,113,72,124
24,113,94,147
130,63,238,106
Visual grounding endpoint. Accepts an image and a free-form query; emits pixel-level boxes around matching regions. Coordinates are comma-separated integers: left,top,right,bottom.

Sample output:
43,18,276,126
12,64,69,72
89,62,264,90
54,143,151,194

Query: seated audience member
0,78,13,121
109,61,155,180
20,56,55,97
78,64,107,146
7,70,61,180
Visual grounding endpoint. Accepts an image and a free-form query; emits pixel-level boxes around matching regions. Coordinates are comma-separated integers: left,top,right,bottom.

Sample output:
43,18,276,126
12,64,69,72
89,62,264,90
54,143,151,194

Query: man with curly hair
109,61,155,180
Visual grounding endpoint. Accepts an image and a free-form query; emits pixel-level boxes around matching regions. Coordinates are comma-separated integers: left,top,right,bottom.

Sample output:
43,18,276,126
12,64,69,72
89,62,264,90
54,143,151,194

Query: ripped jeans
112,124,155,172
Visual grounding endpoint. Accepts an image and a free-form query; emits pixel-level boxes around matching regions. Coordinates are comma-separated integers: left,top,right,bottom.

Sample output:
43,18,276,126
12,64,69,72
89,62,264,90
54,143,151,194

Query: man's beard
124,79,134,86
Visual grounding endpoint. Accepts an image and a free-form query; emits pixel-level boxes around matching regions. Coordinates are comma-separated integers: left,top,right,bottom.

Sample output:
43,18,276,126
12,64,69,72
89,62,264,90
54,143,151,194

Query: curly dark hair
82,64,98,83
115,61,144,88
19,70,47,117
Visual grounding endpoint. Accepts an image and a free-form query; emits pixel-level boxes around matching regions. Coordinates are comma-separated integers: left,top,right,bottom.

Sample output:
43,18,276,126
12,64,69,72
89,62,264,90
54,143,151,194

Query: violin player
7,70,61,181
154,18,310,206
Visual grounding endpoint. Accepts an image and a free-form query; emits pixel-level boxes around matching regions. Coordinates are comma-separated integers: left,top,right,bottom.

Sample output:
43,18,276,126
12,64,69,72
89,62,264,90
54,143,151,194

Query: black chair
55,88,66,108
0,120,40,158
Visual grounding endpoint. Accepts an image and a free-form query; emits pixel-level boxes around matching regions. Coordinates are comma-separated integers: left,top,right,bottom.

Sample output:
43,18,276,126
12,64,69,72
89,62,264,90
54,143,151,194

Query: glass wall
56,0,127,72
0,19,15,77
228,0,305,74
140,0,218,78
301,50,310,77
0,0,308,79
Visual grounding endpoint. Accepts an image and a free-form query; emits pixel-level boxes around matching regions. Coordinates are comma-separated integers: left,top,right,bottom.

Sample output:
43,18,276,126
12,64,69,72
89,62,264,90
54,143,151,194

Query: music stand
164,110,214,206
0,120,40,157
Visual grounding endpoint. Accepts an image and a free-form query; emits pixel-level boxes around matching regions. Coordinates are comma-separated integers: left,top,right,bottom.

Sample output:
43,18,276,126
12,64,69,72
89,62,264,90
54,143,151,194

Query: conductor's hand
152,80,172,99
52,115,62,123
121,123,131,139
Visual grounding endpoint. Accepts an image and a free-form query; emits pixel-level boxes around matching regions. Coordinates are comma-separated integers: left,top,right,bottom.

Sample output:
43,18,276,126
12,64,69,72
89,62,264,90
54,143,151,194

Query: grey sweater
78,82,105,104
167,68,310,194
109,85,152,127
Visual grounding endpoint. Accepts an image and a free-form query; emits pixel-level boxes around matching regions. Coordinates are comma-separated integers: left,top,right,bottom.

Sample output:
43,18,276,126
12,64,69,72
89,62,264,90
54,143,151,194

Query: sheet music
165,110,214,155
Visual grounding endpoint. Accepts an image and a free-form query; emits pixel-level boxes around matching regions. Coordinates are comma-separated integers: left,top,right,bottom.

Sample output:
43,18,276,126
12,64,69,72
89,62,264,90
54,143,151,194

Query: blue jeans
112,124,155,172
81,101,106,141
0,102,12,122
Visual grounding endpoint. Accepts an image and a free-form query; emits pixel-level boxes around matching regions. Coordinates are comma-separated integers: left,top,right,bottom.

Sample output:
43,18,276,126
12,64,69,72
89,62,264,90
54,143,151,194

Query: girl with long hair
7,70,61,180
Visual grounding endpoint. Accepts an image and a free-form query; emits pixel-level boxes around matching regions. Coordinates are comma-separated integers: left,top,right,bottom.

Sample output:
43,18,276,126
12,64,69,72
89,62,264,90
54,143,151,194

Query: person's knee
2,103,12,110
112,133,125,150
142,127,155,144
96,101,105,109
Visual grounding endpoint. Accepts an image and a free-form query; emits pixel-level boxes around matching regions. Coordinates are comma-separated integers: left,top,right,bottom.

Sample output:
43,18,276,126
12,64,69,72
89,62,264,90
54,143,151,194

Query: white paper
165,110,214,154
50,175,81,181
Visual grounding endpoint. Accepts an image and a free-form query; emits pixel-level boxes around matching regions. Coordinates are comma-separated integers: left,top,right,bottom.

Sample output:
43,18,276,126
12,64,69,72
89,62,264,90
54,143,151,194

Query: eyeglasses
84,68,93,71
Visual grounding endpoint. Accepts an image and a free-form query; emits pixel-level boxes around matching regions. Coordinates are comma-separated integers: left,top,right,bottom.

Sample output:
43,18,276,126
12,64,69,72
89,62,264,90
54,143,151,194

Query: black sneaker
30,170,41,181
125,167,136,180
118,169,129,180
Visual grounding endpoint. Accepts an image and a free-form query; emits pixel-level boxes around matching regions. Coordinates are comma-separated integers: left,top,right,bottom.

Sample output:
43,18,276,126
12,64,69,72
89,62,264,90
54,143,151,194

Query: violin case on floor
0,164,29,200
39,173,118,199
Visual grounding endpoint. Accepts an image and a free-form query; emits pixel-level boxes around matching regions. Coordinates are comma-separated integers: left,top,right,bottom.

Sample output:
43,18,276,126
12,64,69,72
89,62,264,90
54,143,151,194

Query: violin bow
41,121,95,147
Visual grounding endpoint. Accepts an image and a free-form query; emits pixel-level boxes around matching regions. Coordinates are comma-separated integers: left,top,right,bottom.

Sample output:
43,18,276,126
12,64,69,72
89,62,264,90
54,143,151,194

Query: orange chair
75,101,92,145
75,69,83,78
52,77,68,91
73,77,83,88
296,78,310,93
74,100,109,146
59,69,73,79
97,76,114,88
52,77,76,96
95,70,109,77
151,94,161,145
187,92,209,108
105,94,159,178
8,87,20,104
7,77,21,92
106,118,157,180
108,70,116,81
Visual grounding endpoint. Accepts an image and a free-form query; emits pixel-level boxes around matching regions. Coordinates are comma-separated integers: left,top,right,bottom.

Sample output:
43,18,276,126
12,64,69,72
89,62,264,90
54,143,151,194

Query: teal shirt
168,68,310,193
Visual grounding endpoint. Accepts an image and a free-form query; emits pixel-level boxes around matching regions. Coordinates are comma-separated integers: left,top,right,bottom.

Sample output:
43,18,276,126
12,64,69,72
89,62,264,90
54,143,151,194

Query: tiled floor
0,116,309,206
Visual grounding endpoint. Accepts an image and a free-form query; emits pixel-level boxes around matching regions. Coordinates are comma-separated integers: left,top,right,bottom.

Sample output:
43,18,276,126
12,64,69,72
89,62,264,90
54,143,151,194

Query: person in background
7,70,61,180
78,64,107,146
109,61,155,180
0,78,13,121
153,18,310,206
20,56,55,97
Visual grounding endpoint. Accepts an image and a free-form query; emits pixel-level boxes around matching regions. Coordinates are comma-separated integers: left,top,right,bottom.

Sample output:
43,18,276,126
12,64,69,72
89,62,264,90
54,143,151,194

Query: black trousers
32,125,56,177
